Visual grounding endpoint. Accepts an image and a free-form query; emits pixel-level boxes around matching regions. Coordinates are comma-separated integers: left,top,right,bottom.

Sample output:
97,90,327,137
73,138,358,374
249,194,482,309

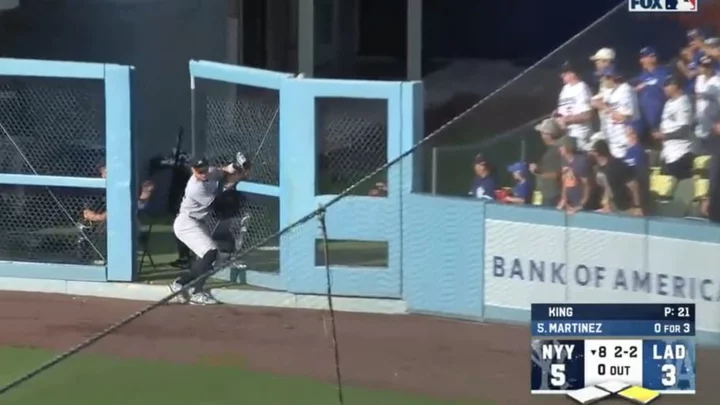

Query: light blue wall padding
0,58,106,79
105,64,136,281
0,174,105,188
0,58,134,282
402,194,486,318
189,60,291,290
279,77,412,298
479,203,720,345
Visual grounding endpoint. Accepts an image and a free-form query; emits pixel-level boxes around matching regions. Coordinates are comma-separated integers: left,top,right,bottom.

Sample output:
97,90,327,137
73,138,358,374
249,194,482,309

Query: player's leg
172,216,220,305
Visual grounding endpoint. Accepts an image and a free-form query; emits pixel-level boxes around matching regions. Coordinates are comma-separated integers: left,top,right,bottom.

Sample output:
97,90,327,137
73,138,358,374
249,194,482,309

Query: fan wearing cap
170,157,247,305
589,139,643,216
694,55,720,143
504,162,532,205
653,75,694,180
590,48,616,138
678,28,706,94
632,47,669,142
593,65,639,159
468,154,496,200
700,37,720,62
529,118,564,207
557,136,597,213
555,62,594,151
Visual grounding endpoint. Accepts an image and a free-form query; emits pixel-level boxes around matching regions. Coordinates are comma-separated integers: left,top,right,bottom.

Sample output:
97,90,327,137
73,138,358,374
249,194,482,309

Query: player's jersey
661,95,693,163
694,73,720,139
603,83,639,158
178,168,224,220
558,81,593,149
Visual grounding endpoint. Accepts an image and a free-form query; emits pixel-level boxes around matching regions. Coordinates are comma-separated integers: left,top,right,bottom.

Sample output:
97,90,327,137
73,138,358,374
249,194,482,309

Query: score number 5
661,364,677,387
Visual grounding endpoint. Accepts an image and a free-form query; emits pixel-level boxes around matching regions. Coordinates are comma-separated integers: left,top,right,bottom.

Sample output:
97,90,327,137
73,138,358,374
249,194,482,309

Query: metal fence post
431,146,438,195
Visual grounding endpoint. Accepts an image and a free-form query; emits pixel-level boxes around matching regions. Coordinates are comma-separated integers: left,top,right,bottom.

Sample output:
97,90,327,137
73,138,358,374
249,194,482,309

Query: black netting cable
318,209,344,405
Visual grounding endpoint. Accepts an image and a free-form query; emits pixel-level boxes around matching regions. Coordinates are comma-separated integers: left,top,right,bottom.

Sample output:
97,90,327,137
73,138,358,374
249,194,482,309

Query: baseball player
170,153,249,305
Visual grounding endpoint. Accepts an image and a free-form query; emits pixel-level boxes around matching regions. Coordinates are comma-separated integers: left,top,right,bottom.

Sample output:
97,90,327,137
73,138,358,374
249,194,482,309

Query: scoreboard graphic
530,304,696,404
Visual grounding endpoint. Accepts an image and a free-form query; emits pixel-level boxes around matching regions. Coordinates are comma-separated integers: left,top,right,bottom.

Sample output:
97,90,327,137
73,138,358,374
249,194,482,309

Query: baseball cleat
169,278,190,304
189,291,221,306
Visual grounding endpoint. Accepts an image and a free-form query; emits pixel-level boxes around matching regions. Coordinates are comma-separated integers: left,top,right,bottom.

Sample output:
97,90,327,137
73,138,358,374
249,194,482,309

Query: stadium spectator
593,65,639,158
678,29,705,94
654,75,694,180
633,47,669,144
504,162,532,205
82,162,107,224
557,136,596,213
368,182,388,197
701,37,720,61
530,118,564,207
555,62,593,151
694,55,720,150
624,120,651,213
590,48,615,146
468,154,496,200
590,139,643,216
708,120,720,223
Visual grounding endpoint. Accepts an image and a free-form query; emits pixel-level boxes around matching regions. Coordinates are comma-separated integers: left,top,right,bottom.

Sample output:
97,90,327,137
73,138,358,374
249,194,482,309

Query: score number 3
661,364,677,387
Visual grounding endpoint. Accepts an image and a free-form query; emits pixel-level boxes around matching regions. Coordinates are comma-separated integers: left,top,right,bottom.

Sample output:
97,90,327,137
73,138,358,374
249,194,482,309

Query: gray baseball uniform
173,167,224,258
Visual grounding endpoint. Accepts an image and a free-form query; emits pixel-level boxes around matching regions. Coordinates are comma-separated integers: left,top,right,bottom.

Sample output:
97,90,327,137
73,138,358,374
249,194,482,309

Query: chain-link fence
0,76,105,177
0,185,106,265
0,75,106,266
193,78,281,272
315,97,388,195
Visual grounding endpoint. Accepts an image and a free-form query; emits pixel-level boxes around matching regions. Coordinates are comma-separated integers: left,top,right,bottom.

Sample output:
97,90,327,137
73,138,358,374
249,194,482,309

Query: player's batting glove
232,152,249,171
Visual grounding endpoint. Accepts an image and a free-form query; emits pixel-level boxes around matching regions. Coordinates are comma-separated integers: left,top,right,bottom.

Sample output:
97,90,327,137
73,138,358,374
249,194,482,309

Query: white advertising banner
484,219,720,333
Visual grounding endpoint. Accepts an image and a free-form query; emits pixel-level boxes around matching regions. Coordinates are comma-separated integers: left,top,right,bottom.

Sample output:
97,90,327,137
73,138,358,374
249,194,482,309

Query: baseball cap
663,75,682,87
561,61,577,73
705,37,720,47
688,28,705,39
534,118,563,138
189,157,209,169
590,48,615,61
507,161,528,174
699,55,715,66
473,153,486,164
639,46,657,58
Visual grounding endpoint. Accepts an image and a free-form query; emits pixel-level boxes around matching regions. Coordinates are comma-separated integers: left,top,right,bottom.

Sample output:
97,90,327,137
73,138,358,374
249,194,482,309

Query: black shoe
169,258,189,269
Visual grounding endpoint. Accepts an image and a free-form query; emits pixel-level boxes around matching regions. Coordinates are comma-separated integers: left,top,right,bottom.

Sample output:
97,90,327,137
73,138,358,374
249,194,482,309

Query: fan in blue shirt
505,161,532,204
633,47,669,140
468,154,496,200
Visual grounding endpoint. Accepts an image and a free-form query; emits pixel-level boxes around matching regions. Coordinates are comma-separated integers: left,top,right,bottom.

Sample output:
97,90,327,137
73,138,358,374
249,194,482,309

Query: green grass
0,347,477,405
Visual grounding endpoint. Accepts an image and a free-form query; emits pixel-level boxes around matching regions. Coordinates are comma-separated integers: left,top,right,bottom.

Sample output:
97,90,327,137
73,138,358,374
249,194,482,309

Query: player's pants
173,214,217,259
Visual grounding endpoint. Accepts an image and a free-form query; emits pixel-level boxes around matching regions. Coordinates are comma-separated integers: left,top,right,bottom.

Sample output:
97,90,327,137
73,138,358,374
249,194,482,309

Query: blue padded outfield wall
0,58,135,282
4,59,719,345
191,61,720,344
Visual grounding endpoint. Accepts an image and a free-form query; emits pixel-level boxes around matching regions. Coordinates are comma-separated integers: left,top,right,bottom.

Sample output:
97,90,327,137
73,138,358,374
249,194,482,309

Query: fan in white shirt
592,66,639,158
590,48,616,137
694,55,720,140
555,62,593,151
653,75,695,180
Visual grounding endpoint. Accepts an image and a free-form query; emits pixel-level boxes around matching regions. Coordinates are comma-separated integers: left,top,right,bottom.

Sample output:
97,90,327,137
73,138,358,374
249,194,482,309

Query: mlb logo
628,0,697,12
